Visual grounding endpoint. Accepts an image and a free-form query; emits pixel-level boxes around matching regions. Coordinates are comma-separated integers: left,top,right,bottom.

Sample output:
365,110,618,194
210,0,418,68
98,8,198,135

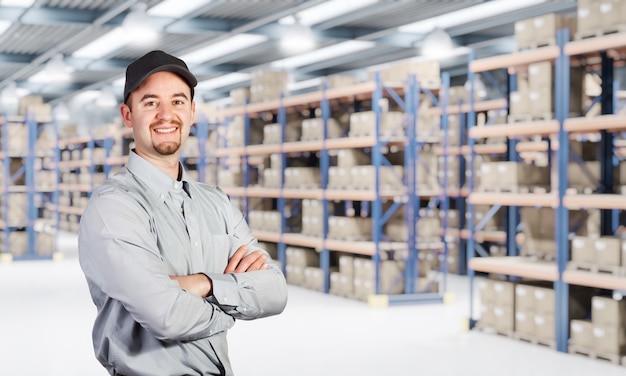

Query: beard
154,140,180,155
152,120,183,155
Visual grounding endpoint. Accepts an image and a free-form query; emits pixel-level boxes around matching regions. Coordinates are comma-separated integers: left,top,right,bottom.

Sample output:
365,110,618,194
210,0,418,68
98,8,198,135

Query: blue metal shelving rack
0,113,56,261
466,27,585,353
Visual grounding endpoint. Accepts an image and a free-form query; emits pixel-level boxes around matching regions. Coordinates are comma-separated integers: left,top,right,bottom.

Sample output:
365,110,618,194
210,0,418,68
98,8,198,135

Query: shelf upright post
103,136,113,179
599,51,615,235
320,82,331,293
1,113,10,258
195,114,209,184
372,71,384,294
440,72,451,294
466,49,478,328
277,96,287,276
242,112,251,217
25,113,37,257
554,27,570,353
51,116,61,248
404,74,418,294
506,71,520,259
456,106,467,275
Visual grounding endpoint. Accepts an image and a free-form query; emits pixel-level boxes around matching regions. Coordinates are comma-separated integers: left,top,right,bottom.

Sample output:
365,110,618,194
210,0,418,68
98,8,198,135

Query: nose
156,102,174,121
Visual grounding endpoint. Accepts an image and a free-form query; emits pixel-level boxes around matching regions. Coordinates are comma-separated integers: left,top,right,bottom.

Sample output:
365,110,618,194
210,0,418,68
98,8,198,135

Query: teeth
154,127,176,133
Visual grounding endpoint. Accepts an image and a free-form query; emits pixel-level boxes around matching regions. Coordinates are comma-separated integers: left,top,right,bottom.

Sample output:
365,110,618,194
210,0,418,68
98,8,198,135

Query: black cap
123,50,197,103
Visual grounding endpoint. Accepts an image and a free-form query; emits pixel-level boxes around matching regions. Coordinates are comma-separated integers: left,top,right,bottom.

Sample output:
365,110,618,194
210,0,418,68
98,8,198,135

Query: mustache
151,119,183,129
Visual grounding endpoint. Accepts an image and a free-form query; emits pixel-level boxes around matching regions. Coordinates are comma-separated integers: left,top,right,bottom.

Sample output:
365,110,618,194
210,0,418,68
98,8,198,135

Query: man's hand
170,273,212,298
223,245,269,274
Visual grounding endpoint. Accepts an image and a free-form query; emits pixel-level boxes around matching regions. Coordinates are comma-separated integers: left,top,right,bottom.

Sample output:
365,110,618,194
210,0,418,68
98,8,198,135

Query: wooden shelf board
324,189,406,201
281,140,324,153
427,98,507,115
564,194,626,210
434,143,508,156
57,160,92,169
0,185,28,193
445,229,507,243
469,120,560,139
469,46,560,73
468,192,558,207
564,115,626,134
469,256,558,281
281,233,324,249
516,140,549,152
58,135,92,147
105,156,128,165
57,183,92,192
51,204,84,216
563,269,626,291
565,32,626,57
245,143,282,155
252,230,281,244
214,146,246,157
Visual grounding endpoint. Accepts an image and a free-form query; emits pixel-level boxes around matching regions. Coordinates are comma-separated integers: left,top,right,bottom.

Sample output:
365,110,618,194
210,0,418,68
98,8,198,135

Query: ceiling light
0,20,11,37
29,54,74,83
148,0,211,18
279,0,379,26
180,34,269,64
96,86,118,108
72,28,128,59
197,72,251,90
280,23,315,54
421,27,454,58
123,2,159,45
398,0,547,34
287,78,323,92
1,0,35,7
0,82,20,115
53,103,72,123
272,41,376,69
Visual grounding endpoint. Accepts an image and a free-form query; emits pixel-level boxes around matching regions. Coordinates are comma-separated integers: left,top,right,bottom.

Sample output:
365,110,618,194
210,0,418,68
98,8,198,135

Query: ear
191,99,196,122
120,103,132,128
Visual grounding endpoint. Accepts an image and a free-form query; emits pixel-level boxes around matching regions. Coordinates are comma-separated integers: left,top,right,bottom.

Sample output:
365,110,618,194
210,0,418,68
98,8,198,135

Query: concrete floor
1,232,624,376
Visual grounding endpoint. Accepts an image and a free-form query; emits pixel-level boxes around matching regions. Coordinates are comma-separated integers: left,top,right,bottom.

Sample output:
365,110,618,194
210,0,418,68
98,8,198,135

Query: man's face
120,71,195,163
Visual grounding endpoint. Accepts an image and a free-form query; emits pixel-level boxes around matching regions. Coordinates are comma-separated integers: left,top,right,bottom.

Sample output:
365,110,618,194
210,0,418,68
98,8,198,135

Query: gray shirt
78,151,288,376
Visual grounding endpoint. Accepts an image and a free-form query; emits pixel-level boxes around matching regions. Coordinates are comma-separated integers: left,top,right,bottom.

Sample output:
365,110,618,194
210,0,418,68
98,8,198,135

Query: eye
144,100,157,107
173,99,185,105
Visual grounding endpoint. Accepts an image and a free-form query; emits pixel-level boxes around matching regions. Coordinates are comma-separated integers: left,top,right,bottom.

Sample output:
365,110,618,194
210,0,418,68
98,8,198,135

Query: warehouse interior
2,0,626,375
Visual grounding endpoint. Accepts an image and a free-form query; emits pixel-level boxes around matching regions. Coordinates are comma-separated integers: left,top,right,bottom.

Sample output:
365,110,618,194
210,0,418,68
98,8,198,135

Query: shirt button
194,242,199,247
160,194,164,200
223,297,228,302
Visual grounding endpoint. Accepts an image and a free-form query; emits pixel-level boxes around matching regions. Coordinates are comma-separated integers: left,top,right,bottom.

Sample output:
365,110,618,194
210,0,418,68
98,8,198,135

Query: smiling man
78,50,287,376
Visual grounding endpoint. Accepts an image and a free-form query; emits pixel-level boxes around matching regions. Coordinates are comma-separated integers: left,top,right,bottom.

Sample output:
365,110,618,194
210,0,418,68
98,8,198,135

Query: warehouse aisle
0,233,624,376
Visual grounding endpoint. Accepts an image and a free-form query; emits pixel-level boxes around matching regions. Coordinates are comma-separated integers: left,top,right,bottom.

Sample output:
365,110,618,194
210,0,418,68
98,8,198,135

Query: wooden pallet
574,25,626,41
514,333,557,349
568,345,622,365
507,113,555,123
567,261,625,276
516,37,557,52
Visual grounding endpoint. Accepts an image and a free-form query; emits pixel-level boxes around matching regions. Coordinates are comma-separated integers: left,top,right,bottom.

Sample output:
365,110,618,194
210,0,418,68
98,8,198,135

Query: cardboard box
284,167,320,188
594,236,621,267
534,314,555,341
592,296,626,327
570,319,594,349
577,0,601,33
515,310,535,337
571,236,596,264
593,325,626,355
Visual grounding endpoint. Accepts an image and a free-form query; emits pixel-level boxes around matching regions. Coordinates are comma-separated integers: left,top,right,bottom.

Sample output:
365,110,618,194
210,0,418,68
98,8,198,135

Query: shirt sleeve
206,193,288,320
79,191,235,342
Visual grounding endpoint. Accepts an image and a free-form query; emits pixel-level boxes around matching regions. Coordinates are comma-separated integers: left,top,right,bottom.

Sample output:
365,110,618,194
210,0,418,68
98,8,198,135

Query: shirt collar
127,150,191,202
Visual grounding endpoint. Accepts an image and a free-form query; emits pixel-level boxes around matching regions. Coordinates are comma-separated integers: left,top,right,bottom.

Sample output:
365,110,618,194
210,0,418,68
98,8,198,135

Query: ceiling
0,0,578,110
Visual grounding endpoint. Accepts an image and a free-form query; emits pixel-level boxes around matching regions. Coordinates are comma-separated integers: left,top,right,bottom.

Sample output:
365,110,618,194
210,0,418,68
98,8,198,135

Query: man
78,50,288,376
